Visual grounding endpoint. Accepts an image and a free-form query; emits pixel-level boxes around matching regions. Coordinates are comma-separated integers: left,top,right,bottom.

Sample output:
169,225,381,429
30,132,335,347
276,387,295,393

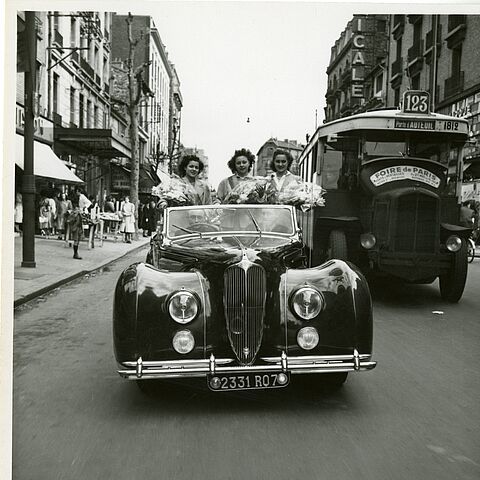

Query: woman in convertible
178,154,212,205
216,148,256,203
267,149,302,193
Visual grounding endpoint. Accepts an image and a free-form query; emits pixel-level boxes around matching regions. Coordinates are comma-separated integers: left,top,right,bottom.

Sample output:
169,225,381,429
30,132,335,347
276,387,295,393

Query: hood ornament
243,347,250,357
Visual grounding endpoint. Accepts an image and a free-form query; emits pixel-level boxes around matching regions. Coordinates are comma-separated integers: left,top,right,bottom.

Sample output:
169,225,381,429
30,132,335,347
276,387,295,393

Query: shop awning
15,135,84,184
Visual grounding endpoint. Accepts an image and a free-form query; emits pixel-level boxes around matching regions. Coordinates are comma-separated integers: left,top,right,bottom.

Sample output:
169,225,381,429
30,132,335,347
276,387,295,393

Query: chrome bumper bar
118,350,376,380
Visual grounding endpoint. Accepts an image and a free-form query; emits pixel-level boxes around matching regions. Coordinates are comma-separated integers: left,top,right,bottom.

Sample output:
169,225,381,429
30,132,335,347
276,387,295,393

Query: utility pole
21,11,37,268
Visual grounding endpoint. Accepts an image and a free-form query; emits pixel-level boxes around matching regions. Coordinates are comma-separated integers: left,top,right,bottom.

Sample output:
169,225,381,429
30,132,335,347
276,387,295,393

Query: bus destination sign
394,119,435,130
402,90,430,114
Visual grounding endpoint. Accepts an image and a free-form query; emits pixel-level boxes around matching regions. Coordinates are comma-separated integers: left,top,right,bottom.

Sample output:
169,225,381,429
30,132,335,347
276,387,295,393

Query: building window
70,17,76,47
87,100,92,128
411,74,420,90
394,88,400,106
451,44,462,75
53,73,59,114
374,72,383,96
94,105,99,128
396,36,402,60
79,93,84,128
70,87,76,125
377,19,386,33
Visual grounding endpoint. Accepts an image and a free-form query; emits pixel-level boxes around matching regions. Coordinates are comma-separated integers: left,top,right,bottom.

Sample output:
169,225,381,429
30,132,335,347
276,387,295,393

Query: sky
135,1,359,187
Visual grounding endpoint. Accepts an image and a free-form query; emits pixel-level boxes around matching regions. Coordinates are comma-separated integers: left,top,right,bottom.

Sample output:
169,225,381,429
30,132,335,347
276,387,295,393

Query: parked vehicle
297,91,471,302
113,204,376,392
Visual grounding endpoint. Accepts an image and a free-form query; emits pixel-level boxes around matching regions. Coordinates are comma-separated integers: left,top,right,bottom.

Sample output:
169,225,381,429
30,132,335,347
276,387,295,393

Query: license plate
207,372,290,391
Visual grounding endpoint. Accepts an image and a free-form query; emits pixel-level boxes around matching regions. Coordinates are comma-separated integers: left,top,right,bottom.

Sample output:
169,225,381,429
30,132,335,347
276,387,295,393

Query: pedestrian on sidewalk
67,193,84,260
120,195,135,243
38,195,51,237
55,192,72,240
14,192,23,234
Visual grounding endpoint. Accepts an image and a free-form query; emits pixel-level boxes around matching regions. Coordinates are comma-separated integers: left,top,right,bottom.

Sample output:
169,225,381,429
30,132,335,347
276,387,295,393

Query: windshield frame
164,204,298,241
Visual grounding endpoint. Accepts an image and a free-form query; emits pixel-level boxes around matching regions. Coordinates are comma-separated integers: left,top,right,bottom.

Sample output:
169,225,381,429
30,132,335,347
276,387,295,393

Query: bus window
320,146,344,190
363,141,406,160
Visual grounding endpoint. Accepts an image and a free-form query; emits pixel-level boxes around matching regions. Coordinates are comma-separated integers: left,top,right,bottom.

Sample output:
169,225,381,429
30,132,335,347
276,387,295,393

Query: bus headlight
446,235,462,252
168,290,199,324
172,330,195,354
297,327,319,350
360,233,376,249
291,287,324,319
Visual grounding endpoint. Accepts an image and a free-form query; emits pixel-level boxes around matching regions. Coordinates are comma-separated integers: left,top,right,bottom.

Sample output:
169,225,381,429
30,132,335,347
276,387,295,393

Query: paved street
12,246,480,480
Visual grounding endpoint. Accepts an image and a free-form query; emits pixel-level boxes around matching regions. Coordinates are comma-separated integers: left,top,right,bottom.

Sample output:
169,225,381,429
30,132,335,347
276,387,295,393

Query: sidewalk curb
14,241,149,309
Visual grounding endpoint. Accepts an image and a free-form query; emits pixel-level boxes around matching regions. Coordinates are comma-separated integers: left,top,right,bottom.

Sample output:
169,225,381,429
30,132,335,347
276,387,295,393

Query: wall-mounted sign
16,103,54,143
351,18,365,99
370,165,441,188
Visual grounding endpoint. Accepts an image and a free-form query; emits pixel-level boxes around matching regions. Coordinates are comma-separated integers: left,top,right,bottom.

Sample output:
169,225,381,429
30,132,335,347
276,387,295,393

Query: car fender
282,259,373,355
113,262,209,362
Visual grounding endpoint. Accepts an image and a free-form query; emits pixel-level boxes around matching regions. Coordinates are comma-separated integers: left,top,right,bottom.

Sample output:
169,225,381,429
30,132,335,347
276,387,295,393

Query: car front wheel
439,240,468,303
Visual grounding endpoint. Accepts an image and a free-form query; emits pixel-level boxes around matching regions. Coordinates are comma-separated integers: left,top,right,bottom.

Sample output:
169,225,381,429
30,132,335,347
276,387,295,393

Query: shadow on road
110,375,373,418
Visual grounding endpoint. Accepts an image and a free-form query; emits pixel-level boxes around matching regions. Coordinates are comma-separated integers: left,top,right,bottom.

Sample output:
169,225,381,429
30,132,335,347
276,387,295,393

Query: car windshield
167,206,294,238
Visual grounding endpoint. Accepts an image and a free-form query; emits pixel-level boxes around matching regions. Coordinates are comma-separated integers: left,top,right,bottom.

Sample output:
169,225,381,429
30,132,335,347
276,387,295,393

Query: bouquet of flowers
277,181,326,211
224,177,277,205
151,176,196,207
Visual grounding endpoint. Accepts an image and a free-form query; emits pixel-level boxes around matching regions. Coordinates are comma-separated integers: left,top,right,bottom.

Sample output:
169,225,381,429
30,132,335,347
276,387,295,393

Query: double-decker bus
298,91,471,302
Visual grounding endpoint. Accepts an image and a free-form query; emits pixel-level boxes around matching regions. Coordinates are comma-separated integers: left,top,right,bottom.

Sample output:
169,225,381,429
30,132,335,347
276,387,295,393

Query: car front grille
395,193,438,253
223,261,266,365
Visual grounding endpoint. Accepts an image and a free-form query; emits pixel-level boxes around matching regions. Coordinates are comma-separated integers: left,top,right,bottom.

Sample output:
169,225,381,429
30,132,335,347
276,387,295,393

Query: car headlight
172,330,195,354
360,233,376,249
446,235,462,252
168,290,199,324
297,327,319,350
290,286,324,319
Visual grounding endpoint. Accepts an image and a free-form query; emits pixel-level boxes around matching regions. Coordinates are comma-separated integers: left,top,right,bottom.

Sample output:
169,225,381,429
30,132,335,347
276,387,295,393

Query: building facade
386,15,480,184
254,138,304,177
325,14,389,122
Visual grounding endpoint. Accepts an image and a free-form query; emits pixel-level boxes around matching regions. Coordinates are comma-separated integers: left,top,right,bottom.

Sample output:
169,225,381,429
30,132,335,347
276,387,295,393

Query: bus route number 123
402,91,430,114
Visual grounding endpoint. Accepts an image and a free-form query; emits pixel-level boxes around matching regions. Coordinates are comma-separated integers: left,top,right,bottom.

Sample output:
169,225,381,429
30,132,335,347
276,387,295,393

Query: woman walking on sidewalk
120,195,135,243
67,194,84,260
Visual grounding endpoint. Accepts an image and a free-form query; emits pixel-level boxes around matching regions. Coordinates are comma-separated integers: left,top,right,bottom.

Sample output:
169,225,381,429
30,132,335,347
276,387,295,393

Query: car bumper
117,350,377,380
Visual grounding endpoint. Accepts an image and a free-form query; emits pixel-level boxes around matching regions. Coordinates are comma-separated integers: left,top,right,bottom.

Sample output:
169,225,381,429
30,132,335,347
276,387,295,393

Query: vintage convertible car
113,204,376,391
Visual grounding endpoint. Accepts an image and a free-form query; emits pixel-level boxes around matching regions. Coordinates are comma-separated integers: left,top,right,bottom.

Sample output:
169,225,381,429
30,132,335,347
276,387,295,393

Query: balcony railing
104,83,110,94
448,15,466,32
444,71,465,99
71,50,79,64
54,29,63,47
408,40,424,63
391,58,403,77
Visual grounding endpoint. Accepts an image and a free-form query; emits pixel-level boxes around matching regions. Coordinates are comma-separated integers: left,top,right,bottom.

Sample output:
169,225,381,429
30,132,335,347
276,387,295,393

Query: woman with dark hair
216,148,256,202
178,154,211,205
268,149,302,193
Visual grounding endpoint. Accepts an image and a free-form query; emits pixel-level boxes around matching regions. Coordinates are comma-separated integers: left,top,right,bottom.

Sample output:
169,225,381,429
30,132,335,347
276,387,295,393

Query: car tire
467,238,475,263
327,230,348,261
322,372,348,389
439,240,468,303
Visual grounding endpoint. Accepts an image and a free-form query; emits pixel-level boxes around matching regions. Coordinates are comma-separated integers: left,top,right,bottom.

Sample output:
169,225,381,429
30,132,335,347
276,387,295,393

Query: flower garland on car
224,176,325,211
151,176,197,206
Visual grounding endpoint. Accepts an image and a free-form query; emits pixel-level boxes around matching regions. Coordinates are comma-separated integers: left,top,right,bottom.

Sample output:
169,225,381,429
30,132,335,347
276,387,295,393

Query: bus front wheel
439,240,468,303
327,230,348,261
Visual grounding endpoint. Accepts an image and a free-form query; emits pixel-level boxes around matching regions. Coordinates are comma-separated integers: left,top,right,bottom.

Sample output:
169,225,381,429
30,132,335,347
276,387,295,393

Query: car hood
160,234,302,270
